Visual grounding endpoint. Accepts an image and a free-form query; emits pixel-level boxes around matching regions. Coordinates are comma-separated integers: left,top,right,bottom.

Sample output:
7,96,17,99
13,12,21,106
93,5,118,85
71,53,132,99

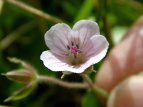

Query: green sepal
82,65,96,74
61,71,72,79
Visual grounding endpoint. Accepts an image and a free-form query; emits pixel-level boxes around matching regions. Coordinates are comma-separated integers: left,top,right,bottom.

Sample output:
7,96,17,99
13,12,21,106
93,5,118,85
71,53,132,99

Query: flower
40,20,109,73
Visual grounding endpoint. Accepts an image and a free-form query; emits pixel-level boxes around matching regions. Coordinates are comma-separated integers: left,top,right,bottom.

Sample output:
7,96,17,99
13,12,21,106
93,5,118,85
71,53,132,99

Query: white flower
40,20,109,73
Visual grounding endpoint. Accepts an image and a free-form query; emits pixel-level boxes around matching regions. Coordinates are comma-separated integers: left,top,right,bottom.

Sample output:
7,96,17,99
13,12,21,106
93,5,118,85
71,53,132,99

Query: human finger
107,73,143,107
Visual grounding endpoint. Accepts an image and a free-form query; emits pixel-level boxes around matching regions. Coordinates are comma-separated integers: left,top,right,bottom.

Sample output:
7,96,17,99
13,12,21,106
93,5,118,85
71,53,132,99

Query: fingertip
107,73,143,107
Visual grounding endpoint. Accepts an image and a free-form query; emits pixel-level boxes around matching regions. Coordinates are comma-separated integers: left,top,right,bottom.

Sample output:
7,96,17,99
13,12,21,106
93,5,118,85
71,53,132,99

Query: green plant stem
81,74,108,99
27,0,48,34
0,21,35,50
74,0,95,21
38,75,88,89
5,0,63,23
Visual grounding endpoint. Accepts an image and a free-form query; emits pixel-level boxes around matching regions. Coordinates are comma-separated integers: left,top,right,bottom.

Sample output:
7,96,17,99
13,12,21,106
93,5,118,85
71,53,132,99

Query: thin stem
5,0,63,23
81,74,109,98
26,0,48,34
0,21,35,50
38,75,88,89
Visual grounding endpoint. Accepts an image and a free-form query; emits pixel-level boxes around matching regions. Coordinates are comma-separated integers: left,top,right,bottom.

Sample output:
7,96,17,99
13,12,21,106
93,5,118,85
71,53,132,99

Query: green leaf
74,0,95,21
4,81,36,102
82,91,103,107
0,0,4,15
0,105,12,107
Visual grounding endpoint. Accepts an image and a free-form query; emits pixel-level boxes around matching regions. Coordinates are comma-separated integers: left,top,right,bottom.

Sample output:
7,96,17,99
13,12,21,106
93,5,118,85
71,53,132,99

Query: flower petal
44,23,71,54
40,50,90,73
84,35,109,64
71,20,100,49
40,50,67,71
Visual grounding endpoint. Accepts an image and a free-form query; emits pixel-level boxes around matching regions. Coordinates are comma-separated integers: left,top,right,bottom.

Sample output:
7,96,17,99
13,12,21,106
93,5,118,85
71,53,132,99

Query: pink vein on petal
81,29,88,49
56,33,68,50
52,43,67,53
77,30,80,46
64,31,71,47
85,45,104,59
85,52,96,59
84,44,94,54
73,32,77,45
48,53,67,62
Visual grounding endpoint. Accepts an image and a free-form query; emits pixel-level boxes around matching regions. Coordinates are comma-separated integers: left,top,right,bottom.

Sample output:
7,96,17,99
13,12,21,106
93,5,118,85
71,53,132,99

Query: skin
95,15,143,107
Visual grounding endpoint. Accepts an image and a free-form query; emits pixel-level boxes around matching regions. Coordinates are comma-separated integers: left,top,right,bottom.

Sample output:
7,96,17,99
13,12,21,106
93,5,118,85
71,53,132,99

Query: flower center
66,42,83,59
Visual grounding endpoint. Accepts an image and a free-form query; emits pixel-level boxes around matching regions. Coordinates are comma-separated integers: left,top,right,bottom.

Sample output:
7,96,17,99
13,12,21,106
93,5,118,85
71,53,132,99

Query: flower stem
81,74,109,98
38,75,88,89
4,0,63,23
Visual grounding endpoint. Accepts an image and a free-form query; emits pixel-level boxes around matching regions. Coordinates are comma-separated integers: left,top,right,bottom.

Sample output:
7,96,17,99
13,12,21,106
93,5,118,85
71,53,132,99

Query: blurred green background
0,0,143,107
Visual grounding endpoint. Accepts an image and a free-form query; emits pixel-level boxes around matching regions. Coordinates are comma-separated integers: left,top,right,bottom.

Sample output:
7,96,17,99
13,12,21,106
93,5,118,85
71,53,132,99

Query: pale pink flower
40,20,109,73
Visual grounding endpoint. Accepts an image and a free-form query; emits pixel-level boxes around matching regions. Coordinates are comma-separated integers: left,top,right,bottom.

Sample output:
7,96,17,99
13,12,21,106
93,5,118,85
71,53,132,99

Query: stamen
67,46,70,50
76,44,79,48
65,53,69,56
71,41,74,46
76,49,83,53
65,41,83,59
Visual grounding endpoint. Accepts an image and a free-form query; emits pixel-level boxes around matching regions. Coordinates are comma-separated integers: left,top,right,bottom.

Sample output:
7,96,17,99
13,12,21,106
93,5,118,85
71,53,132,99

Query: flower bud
2,57,38,102
4,70,34,84
3,57,38,83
